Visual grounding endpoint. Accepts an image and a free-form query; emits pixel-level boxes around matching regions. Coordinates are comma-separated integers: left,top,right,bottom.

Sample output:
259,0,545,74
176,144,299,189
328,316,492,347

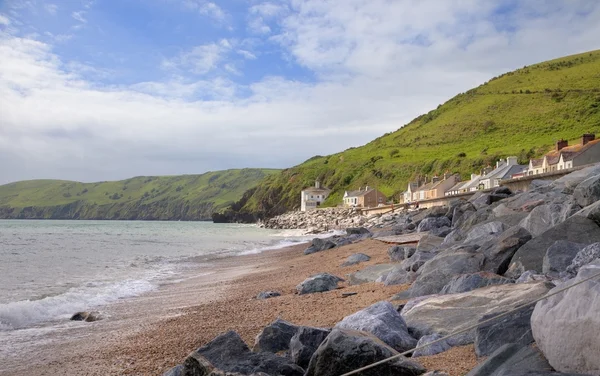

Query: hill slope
0,169,279,220
220,50,600,220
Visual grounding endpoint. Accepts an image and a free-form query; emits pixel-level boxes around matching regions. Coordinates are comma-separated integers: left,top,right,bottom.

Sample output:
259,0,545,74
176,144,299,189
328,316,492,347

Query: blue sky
0,0,599,183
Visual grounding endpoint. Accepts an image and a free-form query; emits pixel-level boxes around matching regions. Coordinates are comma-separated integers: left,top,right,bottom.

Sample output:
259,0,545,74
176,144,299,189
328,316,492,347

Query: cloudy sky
0,1,599,184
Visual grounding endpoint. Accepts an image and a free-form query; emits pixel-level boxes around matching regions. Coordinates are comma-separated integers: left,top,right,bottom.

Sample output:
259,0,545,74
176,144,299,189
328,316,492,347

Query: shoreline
1,236,477,376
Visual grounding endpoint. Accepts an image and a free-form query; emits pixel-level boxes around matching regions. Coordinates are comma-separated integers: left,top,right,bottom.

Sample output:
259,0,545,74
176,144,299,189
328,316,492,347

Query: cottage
343,186,386,208
300,181,331,211
425,174,460,199
403,181,419,203
527,134,600,176
445,173,480,196
479,157,526,190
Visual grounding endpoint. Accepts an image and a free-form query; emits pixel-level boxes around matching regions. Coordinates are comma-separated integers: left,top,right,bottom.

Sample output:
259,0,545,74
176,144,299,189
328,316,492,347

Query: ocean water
0,220,317,332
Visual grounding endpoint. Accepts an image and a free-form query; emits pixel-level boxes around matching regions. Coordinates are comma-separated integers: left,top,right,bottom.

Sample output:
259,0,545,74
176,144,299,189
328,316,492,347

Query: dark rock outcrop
253,318,298,353
289,326,330,369
303,238,337,255
542,240,586,276
466,343,554,376
474,306,535,356
479,226,532,274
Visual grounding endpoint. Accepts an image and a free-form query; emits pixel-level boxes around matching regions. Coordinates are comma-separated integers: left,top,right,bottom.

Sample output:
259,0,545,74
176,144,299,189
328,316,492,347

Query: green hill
0,169,279,220
220,50,600,220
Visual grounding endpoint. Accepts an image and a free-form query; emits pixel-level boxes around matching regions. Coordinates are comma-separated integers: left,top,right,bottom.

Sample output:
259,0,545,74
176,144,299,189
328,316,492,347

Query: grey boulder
519,202,581,237
346,227,371,235
479,226,532,274
474,305,535,356
253,318,298,353
335,301,418,352
341,253,371,266
388,246,415,262
466,343,554,376
161,365,183,376
417,216,452,232
416,234,445,252
412,333,452,357
296,273,344,294
566,242,600,276
303,238,337,255
542,240,586,276
400,250,437,273
440,272,512,295
347,263,396,285
381,266,417,286
256,291,281,300
289,326,330,369
574,199,600,226
464,221,507,244
573,174,600,207
305,328,425,376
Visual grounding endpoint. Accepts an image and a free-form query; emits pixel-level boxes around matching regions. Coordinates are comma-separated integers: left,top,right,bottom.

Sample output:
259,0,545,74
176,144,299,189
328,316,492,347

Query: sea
0,220,324,344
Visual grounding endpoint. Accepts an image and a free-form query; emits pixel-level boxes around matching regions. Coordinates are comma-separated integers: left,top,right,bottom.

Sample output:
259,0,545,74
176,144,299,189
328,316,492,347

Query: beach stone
566,242,600,276
296,273,344,294
388,246,415,262
347,263,395,285
515,270,551,284
161,364,183,376
381,266,417,286
305,328,425,376
573,199,600,226
464,221,507,244
335,301,418,352
183,331,304,376
417,216,451,233
451,202,476,227
474,305,534,356
466,343,554,376
479,226,532,274
401,282,553,345
403,245,485,298
70,311,101,322
341,253,370,266
416,234,445,252
303,238,337,255
532,259,600,374
412,333,452,357
400,251,437,272
423,372,450,376
253,318,298,353
519,202,581,237
543,241,586,276
440,272,512,295
346,227,371,235
256,291,281,300
573,174,600,207
289,326,330,369
441,228,466,246
506,216,600,277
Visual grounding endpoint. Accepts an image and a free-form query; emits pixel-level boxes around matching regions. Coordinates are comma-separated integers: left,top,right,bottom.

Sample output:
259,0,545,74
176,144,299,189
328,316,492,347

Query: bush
457,152,467,158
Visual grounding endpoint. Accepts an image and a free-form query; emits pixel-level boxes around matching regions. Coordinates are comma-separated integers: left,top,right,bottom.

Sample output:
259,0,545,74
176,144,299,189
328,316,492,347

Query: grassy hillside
0,169,279,220
226,50,600,218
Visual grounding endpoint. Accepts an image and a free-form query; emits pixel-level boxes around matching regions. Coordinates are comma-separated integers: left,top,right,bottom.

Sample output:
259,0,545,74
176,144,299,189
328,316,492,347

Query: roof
530,158,543,168
302,187,330,193
447,181,468,192
557,139,600,162
462,177,482,190
345,188,384,198
482,164,526,181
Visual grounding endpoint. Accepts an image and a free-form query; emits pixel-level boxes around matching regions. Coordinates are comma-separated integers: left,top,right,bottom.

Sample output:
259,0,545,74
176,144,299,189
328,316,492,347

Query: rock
466,343,554,376
464,221,507,244
296,273,344,294
506,216,600,277
411,206,449,223
70,311,101,322
381,266,417,286
253,318,298,353
341,253,371,266
412,333,452,357
515,270,551,284
554,163,600,190
474,305,534,356
401,282,553,345
335,301,418,352
347,263,396,285
429,226,452,237
451,202,476,228
453,207,494,233
305,328,425,376
388,245,415,262
566,242,600,276
519,202,581,237
573,174,600,207
289,326,330,369
532,259,600,374
416,234,445,252
442,228,466,246
403,245,485,298
542,241,586,276
492,186,512,195
400,251,437,272
423,372,450,376
346,227,371,235
479,226,532,274
417,216,452,232
162,365,183,376
303,237,337,255
472,193,510,209
183,331,304,376
573,199,600,226
256,291,281,300
440,272,512,295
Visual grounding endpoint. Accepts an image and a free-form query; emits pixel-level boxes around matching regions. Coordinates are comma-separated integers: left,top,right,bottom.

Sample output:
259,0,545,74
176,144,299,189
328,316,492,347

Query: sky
0,1,599,184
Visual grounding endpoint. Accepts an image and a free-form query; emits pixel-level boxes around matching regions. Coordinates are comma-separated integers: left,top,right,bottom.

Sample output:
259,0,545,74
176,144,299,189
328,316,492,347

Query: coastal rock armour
440,272,512,295
289,326,331,369
573,174,600,207
566,242,600,276
474,305,535,356
305,328,425,376
542,241,586,276
347,263,396,285
466,343,554,376
253,318,298,353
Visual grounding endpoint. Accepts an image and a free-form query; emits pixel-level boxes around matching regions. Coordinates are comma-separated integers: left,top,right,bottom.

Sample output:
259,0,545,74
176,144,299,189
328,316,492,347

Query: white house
300,181,331,211
479,157,526,189
526,134,600,175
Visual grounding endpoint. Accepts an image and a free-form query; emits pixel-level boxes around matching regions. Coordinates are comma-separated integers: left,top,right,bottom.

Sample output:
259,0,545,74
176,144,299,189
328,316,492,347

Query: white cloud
44,4,58,15
183,0,228,23
0,14,10,26
237,49,257,60
162,41,231,75
247,2,288,35
71,11,87,23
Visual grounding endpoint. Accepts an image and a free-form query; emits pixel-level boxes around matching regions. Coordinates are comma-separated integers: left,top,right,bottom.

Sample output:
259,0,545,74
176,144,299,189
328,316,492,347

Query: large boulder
381,266,417,286
401,282,553,345
183,331,304,376
553,163,600,192
542,241,586,276
289,326,330,369
573,174,600,207
303,238,337,255
296,273,344,294
566,242,600,276
335,301,418,352
253,318,298,353
412,333,452,357
341,253,371,266
466,343,556,376
464,221,507,244
532,259,600,374
506,216,600,277
474,305,534,356
519,202,581,237
347,264,396,285
388,246,416,262
305,328,425,376
479,226,532,274
416,234,445,252
400,250,437,273
417,216,452,232
573,199,600,226
440,272,512,295
161,365,183,376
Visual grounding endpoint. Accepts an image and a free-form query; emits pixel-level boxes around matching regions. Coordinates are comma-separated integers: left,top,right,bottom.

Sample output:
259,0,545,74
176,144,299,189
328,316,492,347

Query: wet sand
1,238,477,376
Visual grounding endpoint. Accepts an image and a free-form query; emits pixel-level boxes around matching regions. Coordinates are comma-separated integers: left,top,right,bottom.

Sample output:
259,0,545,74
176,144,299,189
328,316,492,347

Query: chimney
556,139,568,151
471,173,478,181
315,180,320,189
582,133,595,146
432,176,440,183
507,156,518,166
365,185,370,191
443,172,448,180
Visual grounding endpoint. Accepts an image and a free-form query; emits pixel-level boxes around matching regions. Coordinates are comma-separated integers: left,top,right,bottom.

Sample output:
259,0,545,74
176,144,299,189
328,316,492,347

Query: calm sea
0,220,315,331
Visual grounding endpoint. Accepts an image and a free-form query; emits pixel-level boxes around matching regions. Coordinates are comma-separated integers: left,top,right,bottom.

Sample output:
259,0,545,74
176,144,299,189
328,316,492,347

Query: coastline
0,237,477,376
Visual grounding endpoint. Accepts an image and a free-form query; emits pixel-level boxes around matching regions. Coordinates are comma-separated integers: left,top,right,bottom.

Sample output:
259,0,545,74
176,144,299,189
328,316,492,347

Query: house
343,186,386,208
403,181,420,203
300,181,331,211
526,134,600,176
445,174,480,196
479,157,526,189
425,174,460,199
